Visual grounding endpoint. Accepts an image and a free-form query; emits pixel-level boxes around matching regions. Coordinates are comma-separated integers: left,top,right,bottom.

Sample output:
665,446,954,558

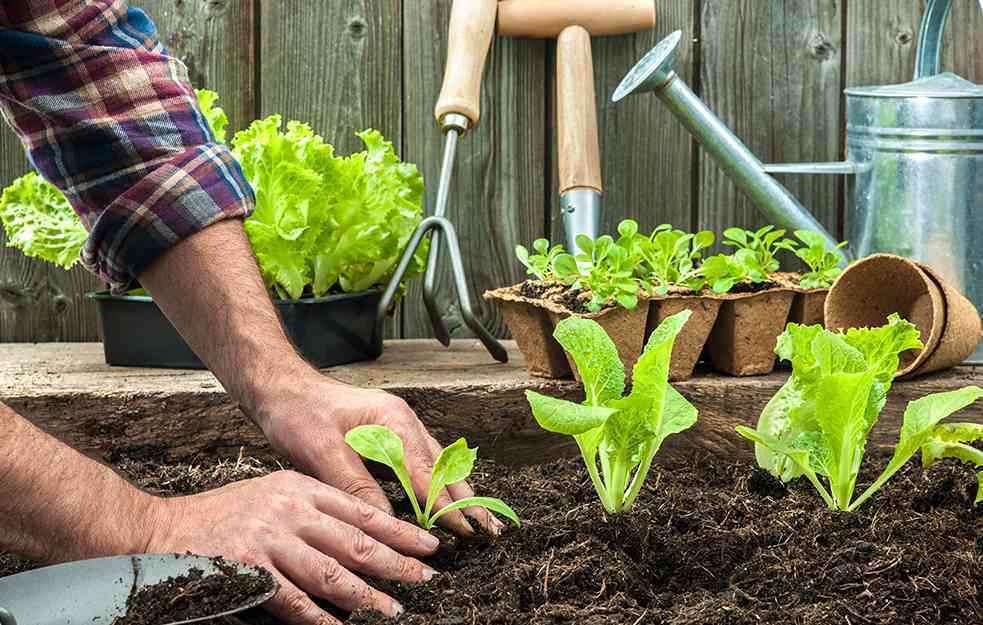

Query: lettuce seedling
345,425,520,529
525,311,699,513
722,226,797,276
737,316,983,510
515,238,566,281
638,226,715,294
700,253,751,294
553,227,643,312
793,230,847,289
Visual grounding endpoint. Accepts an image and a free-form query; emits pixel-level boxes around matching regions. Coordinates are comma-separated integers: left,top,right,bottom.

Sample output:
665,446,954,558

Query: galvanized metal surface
559,188,602,249
0,554,275,625
617,0,983,362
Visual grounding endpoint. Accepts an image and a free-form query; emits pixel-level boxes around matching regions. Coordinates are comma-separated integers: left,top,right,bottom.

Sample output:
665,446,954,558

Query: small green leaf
526,390,617,435
345,425,424,523
425,438,478,518
429,496,521,528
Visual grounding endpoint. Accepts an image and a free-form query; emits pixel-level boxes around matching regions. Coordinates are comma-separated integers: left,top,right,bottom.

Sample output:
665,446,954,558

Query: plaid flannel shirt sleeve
0,1,255,291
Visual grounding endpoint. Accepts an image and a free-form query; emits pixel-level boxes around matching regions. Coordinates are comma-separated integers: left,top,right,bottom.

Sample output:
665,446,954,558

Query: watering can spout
614,31,849,262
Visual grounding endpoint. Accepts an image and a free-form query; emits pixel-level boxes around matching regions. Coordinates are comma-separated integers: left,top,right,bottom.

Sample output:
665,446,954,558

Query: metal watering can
613,0,983,362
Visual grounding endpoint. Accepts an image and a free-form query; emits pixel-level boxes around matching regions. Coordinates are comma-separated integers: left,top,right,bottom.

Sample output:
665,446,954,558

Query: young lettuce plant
638,226,715,294
345,425,521,529
699,253,750,294
793,230,847,289
525,311,699,513
722,225,798,277
553,228,642,312
0,172,87,270
515,238,566,281
737,315,983,510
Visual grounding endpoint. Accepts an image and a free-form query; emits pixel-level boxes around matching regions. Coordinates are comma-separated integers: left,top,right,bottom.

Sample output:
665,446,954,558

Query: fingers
315,489,440,558
316,445,395,516
273,542,404,619
299,515,436,583
265,571,341,625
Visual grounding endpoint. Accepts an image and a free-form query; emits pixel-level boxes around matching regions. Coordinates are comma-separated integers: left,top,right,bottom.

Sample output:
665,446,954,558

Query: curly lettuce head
0,172,87,270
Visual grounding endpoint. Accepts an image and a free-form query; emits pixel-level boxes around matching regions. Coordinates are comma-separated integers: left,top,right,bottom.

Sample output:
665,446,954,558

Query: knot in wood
809,33,834,61
895,29,914,46
348,18,367,39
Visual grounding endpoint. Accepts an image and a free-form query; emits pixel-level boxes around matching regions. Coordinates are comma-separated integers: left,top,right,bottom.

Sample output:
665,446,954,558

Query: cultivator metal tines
375,0,507,364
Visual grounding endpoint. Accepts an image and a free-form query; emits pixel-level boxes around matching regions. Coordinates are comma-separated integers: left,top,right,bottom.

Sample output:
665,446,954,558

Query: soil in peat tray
112,558,275,625
518,280,599,315
1,449,980,625
726,280,781,295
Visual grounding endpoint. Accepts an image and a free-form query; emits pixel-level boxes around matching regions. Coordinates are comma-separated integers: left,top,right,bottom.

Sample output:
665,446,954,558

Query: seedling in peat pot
722,226,798,278
700,253,751,294
737,315,983,510
637,225,715,294
515,238,566,281
525,310,699,513
553,227,643,312
793,230,848,289
345,426,521,529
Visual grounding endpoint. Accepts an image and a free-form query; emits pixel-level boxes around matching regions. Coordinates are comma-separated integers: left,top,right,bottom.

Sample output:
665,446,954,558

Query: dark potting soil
111,557,275,625
727,279,781,294
518,280,599,315
1,450,980,625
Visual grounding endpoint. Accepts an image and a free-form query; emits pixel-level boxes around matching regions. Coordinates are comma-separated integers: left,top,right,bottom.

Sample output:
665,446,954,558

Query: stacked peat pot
486,223,846,381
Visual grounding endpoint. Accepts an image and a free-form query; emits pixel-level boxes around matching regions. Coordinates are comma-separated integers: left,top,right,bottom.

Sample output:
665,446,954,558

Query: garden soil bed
2,449,979,625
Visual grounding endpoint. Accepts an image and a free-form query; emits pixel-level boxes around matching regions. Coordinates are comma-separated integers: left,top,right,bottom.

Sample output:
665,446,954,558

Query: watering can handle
914,0,955,79
0,607,16,625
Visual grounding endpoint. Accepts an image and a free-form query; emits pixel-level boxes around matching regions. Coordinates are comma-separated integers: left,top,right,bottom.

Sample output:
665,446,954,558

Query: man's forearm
0,402,155,563
138,219,318,425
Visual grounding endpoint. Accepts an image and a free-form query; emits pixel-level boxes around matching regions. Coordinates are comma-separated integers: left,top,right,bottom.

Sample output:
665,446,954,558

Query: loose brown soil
727,279,781,294
112,557,274,625
2,449,980,625
517,279,600,314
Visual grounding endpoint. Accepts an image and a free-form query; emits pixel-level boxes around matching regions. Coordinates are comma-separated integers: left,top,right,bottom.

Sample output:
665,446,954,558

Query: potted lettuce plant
0,93,427,368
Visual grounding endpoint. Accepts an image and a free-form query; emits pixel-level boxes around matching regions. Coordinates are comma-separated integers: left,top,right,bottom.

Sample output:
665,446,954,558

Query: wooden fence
1,0,981,343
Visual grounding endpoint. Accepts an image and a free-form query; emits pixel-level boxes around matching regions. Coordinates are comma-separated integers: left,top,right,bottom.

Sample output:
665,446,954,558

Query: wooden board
401,1,547,340
3,341,980,468
550,0,697,242
697,0,843,250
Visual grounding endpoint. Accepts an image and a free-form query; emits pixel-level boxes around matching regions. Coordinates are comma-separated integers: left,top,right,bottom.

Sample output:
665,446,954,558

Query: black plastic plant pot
86,290,384,369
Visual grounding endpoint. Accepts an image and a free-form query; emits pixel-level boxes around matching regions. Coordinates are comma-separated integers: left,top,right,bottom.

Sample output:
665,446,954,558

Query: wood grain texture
551,0,697,244
402,1,547,340
434,0,498,126
3,341,980,467
846,0,983,88
697,0,842,250
557,26,603,194
260,0,403,338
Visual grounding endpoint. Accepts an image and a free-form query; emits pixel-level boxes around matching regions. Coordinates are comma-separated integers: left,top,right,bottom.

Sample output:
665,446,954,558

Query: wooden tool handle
434,0,498,127
557,26,602,194
498,0,656,38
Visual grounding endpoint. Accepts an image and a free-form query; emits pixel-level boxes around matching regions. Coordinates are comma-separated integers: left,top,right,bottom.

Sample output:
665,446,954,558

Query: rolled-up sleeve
0,1,254,290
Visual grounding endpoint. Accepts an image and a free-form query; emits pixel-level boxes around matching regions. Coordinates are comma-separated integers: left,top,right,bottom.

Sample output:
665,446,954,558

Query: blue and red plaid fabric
0,1,254,290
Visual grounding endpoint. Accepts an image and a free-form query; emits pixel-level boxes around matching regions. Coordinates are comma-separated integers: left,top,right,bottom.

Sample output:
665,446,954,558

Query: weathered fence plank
697,0,843,249
549,0,698,244
401,2,547,340
259,0,403,337
846,0,983,89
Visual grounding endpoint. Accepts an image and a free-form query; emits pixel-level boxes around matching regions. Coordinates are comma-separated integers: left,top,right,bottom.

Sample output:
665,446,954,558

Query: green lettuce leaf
553,316,625,405
232,117,426,299
195,89,229,143
0,172,87,270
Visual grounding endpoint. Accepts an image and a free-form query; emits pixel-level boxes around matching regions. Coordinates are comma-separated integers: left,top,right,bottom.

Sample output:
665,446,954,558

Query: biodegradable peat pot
547,302,651,382
87,290,384,369
707,289,796,376
788,289,828,326
647,295,722,381
484,287,571,378
825,254,981,377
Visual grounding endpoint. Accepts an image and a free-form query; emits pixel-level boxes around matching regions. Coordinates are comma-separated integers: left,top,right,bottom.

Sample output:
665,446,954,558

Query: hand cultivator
376,0,508,363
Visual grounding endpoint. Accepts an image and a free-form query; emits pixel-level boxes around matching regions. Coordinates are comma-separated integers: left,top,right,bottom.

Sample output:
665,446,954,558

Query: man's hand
254,371,505,537
146,470,439,625
140,221,504,538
